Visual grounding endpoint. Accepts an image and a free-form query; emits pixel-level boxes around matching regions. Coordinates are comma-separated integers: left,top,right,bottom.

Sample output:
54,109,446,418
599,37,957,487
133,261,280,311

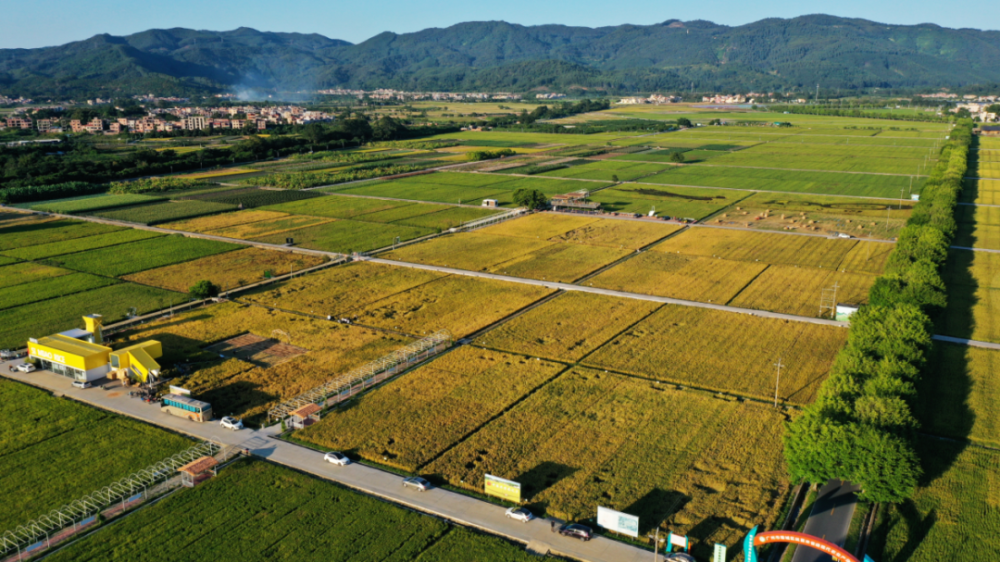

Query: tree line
783,120,973,503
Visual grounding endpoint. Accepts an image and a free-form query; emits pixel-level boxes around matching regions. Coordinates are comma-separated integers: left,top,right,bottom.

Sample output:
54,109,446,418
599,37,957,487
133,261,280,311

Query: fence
0,441,226,560
455,209,524,232
267,330,453,423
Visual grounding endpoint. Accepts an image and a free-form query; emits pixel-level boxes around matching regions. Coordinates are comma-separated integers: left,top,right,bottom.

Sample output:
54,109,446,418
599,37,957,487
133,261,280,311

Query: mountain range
2,15,1000,98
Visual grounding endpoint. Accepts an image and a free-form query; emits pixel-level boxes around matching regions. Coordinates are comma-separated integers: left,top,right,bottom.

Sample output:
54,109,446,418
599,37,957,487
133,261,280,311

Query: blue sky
4,0,998,49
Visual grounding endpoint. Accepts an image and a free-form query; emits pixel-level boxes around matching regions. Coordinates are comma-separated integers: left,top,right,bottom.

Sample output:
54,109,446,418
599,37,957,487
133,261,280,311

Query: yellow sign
485,474,521,503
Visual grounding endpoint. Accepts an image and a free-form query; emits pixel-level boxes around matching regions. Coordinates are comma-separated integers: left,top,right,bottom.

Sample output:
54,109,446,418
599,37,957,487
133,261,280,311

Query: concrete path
951,245,1000,253
932,334,1000,350
791,480,860,562
0,366,652,562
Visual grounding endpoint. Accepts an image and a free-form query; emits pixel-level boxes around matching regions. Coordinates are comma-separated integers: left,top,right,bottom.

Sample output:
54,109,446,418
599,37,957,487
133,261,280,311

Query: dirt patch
205,333,308,367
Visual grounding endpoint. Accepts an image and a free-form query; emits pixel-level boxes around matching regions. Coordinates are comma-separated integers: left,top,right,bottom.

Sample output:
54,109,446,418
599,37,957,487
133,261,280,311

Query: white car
15,363,36,373
505,507,534,523
71,380,92,389
323,452,350,466
220,416,244,431
402,476,431,492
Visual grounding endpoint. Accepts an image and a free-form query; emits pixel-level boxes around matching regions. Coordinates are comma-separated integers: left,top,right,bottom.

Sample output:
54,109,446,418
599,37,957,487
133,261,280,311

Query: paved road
951,245,1000,254
932,334,1000,350
365,256,851,328
0,366,651,562
791,480,861,562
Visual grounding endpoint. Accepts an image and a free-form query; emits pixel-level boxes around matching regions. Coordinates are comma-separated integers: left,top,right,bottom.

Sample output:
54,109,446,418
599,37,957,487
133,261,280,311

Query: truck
0,349,26,360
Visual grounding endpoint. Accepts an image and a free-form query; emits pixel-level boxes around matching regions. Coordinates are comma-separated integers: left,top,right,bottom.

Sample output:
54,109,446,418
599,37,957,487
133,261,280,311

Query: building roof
58,328,92,340
162,393,211,410
177,456,218,476
34,334,111,358
290,403,322,418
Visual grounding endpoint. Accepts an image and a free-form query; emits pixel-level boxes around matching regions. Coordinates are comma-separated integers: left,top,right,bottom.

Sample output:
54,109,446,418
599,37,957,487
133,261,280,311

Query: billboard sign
714,543,728,562
669,532,689,551
484,474,521,503
169,385,191,396
597,506,639,538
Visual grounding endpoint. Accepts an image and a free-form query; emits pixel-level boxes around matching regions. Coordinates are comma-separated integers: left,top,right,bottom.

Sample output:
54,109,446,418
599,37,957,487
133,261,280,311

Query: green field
93,200,237,225
45,459,541,562
0,219,121,251
44,235,240,277
538,160,671,181
0,272,118,310
0,261,72,288
0,229,164,260
696,143,936,174
590,185,747,219
23,193,165,214
180,187,322,208
0,283,185,349
0,378,191,530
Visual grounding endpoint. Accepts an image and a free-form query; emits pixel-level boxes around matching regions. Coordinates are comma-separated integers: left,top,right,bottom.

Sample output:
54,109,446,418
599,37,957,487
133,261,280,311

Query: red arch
754,531,859,562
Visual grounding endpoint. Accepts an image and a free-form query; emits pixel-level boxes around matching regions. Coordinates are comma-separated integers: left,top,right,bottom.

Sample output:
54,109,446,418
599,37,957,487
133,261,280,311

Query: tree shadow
514,461,578,515
622,488,689,535
194,380,276,425
870,501,937,562
685,516,739,559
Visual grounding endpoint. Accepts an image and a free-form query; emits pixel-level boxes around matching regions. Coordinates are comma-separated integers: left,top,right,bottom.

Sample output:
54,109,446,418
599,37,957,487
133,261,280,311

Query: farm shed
178,456,218,487
288,403,322,429
161,393,213,423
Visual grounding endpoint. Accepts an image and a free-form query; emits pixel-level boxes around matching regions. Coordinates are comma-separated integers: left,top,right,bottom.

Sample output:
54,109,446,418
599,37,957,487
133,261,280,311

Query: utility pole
774,357,784,408
654,527,659,562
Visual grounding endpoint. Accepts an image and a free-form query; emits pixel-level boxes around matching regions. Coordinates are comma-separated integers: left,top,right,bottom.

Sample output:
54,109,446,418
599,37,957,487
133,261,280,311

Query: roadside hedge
0,181,104,204
783,120,973,503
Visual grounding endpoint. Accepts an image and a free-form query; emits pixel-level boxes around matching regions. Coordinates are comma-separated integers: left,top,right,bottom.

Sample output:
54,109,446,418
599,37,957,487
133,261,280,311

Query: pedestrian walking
551,521,556,533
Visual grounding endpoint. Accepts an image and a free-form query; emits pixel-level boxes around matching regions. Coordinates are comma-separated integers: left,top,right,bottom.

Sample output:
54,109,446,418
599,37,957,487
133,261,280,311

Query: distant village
315,88,566,101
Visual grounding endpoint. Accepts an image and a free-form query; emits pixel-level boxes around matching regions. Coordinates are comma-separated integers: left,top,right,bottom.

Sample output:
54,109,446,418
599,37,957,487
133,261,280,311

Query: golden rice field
123,247,326,293
548,219,682,250
296,347,567,470
486,243,629,282
162,210,289,233
940,250,1000,343
177,167,257,179
354,274,553,338
481,213,600,240
836,240,894,275
729,265,876,317
242,261,444,316
382,231,553,272
478,292,660,362
209,215,336,239
654,227,860,270
589,251,767,303
915,343,1000,448
583,304,846,404
963,179,1000,205
118,302,409,421
425,368,790,558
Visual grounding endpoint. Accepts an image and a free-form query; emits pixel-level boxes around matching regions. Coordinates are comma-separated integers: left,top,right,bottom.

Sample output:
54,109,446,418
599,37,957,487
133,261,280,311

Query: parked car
323,452,350,466
1,349,26,360
559,523,594,541
15,363,36,373
220,417,244,431
71,380,92,389
402,476,431,492
505,507,534,523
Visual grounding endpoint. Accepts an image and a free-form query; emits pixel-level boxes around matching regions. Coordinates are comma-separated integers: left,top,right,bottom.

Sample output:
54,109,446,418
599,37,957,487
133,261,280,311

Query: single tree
669,151,686,163
513,188,548,210
189,279,221,300
676,117,693,128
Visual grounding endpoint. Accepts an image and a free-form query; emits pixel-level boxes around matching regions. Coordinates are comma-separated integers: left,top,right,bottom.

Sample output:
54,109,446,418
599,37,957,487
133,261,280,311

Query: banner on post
484,474,521,503
596,506,639,538
669,532,689,551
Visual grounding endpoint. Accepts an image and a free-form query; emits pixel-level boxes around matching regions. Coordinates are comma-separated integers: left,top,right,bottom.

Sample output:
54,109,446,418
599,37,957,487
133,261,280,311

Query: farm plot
641,165,924,198
250,220,433,254
702,144,933,174
0,379,192,531
426,368,790,557
970,155,1000,179
0,283,185,349
0,272,118,311
583,304,846,404
207,215,335,239
960,179,1000,205
655,227,859,270
383,231,553,272
260,195,412,219
954,204,1000,250
589,251,767,303
120,302,409,421
540,160,671,182
0,219,120,251
868,438,1000,562
45,235,240,277
713,192,913,239
0,228,163,260
939,250,1000,343
548,218,682,249
729,265,877,317
915,343,1000,448
354,275,553,338
391,206,500,230
92,200,237,225
296,346,567,471
179,187,322,208
483,212,600,240
478,292,660,362
0,261,72,289
335,180,512,206
45,460,540,562
23,193,164,214
124,247,326,293
590,186,746,220
160,210,290,233
487,243,630,282
241,261,444,317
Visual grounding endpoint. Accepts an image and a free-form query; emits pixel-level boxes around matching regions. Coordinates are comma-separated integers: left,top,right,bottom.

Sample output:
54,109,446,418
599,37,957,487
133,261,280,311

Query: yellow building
28,315,163,384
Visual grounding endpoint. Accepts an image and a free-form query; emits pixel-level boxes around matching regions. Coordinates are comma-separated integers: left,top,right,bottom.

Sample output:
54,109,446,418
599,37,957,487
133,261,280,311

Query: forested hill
3,15,1000,98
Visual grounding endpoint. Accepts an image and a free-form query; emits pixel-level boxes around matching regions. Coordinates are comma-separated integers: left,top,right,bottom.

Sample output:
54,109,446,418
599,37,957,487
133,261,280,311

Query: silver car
402,476,431,492
324,452,350,466
505,507,533,522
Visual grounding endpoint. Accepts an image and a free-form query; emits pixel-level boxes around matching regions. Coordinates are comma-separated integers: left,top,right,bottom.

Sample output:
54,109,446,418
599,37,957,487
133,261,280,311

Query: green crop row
44,235,240,277
0,272,118,311
784,120,974,503
1,229,163,261
25,193,164,214
92,200,237,225
181,187,323,208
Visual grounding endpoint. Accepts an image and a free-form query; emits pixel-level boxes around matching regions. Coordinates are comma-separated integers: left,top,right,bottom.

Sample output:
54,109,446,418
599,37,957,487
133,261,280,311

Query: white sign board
596,506,639,538
713,543,727,562
169,385,192,396
669,532,689,550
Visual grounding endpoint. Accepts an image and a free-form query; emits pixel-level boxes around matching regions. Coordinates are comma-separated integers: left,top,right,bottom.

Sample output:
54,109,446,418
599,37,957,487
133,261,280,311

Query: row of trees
783,120,973,503
765,104,951,123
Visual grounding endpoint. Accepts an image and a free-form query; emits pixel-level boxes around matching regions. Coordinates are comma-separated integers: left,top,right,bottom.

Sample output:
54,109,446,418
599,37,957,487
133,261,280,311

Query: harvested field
204,333,309,367
583,304,846,404
426,368,790,558
296,347,567,471
590,252,767,303
478,292,660,362
123,247,326,293
354,274,553,338
729,265,877,317
655,227,858,269
119,302,410,421
161,210,290,233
